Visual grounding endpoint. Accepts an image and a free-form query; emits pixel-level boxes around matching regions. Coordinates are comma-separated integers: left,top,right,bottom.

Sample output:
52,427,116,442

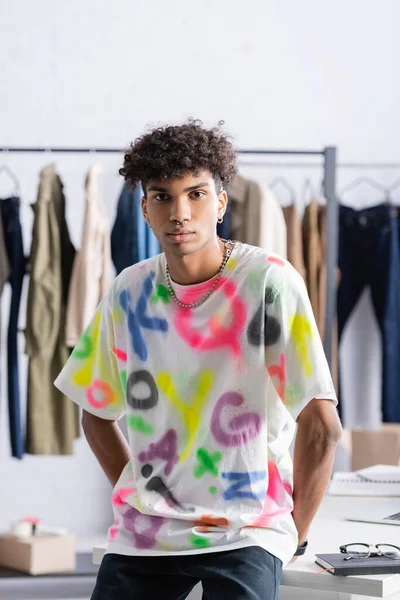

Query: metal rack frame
0,145,338,367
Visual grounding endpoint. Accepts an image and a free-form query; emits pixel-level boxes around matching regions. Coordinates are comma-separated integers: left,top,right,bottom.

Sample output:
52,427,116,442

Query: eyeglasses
340,543,400,561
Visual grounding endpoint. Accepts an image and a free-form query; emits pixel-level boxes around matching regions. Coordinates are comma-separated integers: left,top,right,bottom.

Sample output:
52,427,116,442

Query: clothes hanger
0,164,21,197
340,176,389,196
269,177,296,204
317,178,327,204
340,176,392,206
301,178,318,206
388,178,400,195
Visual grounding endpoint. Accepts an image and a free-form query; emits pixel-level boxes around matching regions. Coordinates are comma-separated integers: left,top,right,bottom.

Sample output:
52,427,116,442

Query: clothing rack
0,145,338,368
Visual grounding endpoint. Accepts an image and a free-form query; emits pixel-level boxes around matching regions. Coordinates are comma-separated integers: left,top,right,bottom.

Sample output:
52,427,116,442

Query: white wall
1,0,399,536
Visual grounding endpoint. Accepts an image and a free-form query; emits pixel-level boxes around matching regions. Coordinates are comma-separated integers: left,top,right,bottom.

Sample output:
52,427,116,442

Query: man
55,120,342,600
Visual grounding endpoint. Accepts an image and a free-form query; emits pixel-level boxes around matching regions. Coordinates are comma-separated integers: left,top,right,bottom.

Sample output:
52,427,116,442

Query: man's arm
292,398,342,546
82,410,131,488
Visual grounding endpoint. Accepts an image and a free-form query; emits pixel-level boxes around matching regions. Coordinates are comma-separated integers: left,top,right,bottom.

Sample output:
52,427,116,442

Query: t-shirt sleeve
54,293,126,420
264,260,337,421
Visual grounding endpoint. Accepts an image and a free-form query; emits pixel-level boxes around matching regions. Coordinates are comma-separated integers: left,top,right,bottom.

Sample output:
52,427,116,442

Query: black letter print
247,286,281,347
127,370,158,410
141,464,194,512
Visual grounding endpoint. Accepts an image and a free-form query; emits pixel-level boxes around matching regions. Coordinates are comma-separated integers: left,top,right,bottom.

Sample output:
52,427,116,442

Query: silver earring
147,222,152,229
217,216,224,224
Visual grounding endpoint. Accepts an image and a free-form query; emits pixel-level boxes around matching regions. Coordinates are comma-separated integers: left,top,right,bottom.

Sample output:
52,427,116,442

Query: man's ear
141,195,150,226
217,189,228,220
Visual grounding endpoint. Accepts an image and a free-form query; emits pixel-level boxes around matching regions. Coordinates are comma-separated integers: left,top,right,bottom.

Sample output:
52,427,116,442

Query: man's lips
167,231,195,243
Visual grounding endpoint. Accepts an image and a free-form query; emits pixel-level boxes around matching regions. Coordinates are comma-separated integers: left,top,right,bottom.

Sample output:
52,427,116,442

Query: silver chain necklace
165,239,236,309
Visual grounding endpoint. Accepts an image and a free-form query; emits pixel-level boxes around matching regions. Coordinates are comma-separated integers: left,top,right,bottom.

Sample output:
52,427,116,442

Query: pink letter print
174,277,246,359
211,392,262,447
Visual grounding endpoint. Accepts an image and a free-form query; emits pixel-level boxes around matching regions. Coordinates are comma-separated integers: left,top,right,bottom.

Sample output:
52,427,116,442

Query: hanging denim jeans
337,203,400,421
0,196,25,458
111,184,160,275
111,185,140,274
382,208,400,422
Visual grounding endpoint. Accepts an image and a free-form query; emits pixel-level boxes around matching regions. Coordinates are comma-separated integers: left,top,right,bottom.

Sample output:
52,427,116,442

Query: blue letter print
222,471,267,501
120,273,168,362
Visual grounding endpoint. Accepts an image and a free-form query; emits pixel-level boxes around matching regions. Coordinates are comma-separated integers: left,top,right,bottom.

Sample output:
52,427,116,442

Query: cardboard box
0,533,76,575
351,425,400,471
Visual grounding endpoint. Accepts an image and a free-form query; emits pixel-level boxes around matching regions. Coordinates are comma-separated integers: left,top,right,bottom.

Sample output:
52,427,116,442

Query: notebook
357,465,400,483
329,471,400,497
315,553,400,576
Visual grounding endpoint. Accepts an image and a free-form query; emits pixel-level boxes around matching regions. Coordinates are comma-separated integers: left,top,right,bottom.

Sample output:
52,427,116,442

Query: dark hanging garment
0,196,25,458
337,203,400,421
0,210,10,293
25,164,80,454
111,184,160,274
382,208,400,422
111,185,139,274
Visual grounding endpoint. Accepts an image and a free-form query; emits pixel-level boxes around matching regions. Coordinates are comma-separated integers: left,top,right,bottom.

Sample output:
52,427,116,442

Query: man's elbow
298,400,343,448
319,419,343,446
306,422,342,455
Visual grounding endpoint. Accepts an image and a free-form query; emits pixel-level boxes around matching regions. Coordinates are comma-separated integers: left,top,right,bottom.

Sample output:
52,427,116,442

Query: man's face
142,170,228,257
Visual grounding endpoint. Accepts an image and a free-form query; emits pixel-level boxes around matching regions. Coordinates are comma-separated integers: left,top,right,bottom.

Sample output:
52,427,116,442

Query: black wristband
294,539,308,556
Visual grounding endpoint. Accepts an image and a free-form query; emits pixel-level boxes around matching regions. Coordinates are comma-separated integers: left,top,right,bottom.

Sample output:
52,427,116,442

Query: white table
93,496,400,599
279,495,400,600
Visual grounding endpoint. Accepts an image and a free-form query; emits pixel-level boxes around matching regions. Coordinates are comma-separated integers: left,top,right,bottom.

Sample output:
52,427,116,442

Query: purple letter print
211,392,262,447
123,506,164,550
139,429,179,476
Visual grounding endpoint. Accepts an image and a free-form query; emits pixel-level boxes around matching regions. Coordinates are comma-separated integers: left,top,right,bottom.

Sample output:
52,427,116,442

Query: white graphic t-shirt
54,242,337,566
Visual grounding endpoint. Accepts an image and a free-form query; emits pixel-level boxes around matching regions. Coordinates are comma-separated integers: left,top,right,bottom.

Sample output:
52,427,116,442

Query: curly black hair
119,119,237,193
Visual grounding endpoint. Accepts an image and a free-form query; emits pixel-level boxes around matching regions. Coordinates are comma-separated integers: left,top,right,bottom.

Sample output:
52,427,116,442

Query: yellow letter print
290,314,313,377
72,312,102,387
157,371,214,463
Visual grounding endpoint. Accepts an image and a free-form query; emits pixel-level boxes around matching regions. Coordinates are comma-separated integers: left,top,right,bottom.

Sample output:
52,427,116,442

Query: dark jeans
91,546,282,600
111,185,139,275
337,203,400,421
0,197,25,458
383,209,400,422
111,184,160,274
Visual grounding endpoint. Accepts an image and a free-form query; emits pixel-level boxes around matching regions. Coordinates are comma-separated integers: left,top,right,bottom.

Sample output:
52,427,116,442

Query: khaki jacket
25,164,79,454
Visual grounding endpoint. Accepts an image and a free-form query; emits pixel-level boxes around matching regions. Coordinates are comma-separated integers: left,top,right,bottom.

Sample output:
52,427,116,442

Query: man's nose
169,198,191,223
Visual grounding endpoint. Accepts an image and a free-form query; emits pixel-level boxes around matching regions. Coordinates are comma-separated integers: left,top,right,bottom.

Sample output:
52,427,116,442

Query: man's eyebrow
147,182,210,193
147,185,168,192
184,183,210,192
